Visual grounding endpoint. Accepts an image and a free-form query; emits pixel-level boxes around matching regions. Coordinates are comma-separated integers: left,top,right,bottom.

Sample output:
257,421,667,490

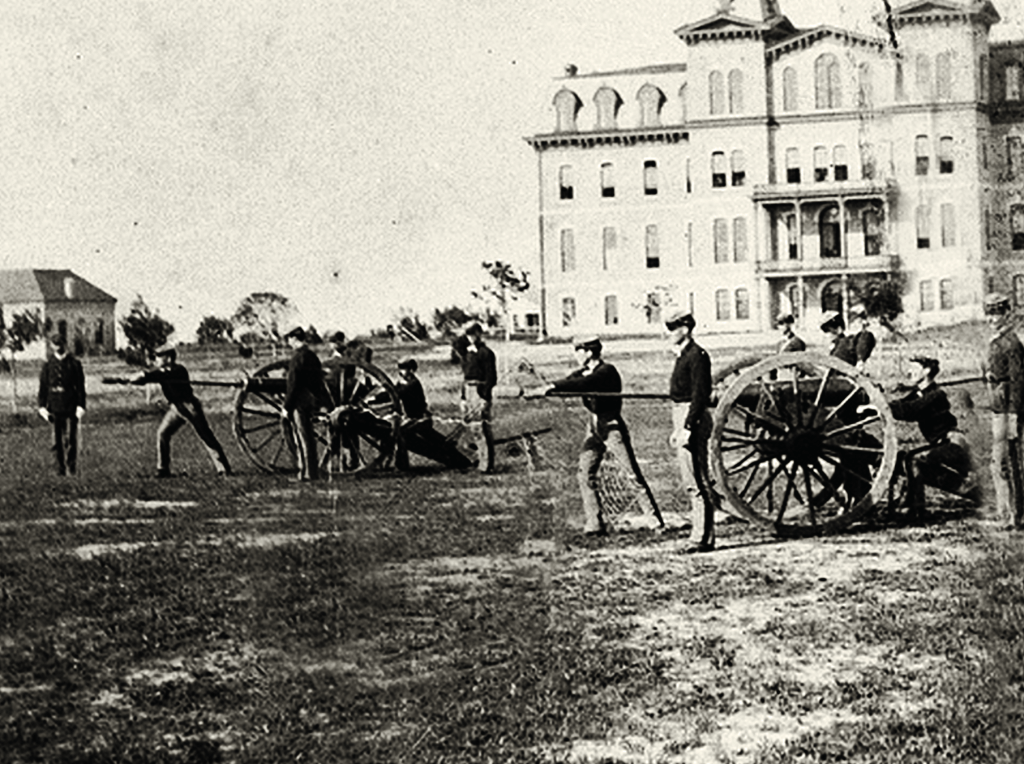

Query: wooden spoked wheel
708,352,897,537
233,358,401,476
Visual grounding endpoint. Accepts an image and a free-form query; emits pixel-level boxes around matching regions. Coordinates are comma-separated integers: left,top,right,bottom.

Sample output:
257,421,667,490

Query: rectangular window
733,217,747,262
939,279,954,310
786,148,801,183
644,160,658,196
861,142,876,180
1012,205,1024,250
916,206,930,249
735,288,750,320
939,136,954,174
646,292,662,325
814,146,828,182
559,165,574,199
602,227,616,270
645,224,660,268
560,229,575,271
601,163,615,197
715,289,731,321
919,280,935,312
941,203,956,247
604,295,619,325
561,297,576,327
915,135,929,176
833,145,848,180
864,209,882,255
787,213,798,259
713,218,729,263
731,150,745,186
712,152,727,187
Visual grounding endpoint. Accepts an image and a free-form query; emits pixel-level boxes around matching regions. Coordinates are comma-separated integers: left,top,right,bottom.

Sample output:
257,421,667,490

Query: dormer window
553,88,582,133
594,87,622,130
637,83,665,127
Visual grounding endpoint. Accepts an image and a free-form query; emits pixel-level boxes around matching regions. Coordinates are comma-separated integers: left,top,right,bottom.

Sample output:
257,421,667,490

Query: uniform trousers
990,412,1024,523
157,400,230,475
461,386,494,473
578,415,661,534
672,403,715,547
288,406,319,480
49,412,79,476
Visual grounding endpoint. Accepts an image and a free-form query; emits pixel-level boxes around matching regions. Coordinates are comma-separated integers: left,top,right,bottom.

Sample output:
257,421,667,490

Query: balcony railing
752,178,897,202
756,254,900,276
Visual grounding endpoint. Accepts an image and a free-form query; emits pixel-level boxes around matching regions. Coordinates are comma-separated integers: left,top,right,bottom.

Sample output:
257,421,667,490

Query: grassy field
2,331,1024,762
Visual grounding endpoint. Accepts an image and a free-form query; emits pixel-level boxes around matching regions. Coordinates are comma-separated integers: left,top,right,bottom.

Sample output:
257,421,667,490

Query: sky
1,0,1023,341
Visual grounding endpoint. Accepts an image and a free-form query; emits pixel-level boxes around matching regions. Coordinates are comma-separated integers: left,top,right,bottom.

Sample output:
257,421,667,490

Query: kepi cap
665,309,696,331
849,304,867,318
465,322,484,336
820,310,844,330
154,342,175,355
572,334,601,351
984,292,1011,314
49,332,66,348
777,312,795,325
909,355,940,375
397,357,418,371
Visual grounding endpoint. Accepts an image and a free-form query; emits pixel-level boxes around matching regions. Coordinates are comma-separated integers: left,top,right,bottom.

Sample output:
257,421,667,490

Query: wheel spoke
725,448,769,477
818,451,873,487
748,457,791,503
756,378,788,427
801,465,818,525
808,459,849,513
807,367,833,424
240,406,279,419
249,429,279,454
823,442,885,456
774,459,799,523
819,385,865,429
791,373,803,429
733,403,789,433
250,388,284,412
822,414,882,441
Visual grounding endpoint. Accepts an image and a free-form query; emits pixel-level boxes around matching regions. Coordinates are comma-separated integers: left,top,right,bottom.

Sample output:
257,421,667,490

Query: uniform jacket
987,326,1024,414
396,374,429,420
890,384,958,443
38,353,86,415
778,333,806,353
829,334,858,365
284,344,328,412
134,363,195,404
854,329,876,364
549,361,623,420
459,342,497,401
669,340,712,429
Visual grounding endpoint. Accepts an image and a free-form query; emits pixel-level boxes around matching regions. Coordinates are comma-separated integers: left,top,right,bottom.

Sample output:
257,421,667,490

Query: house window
1007,63,1023,101
646,292,662,324
820,207,841,258
594,86,621,129
915,135,930,175
939,136,954,174
559,165,574,200
709,70,725,115
936,52,952,100
728,68,744,114
601,163,615,198
916,54,933,100
560,229,575,271
553,88,582,132
857,62,873,108
735,288,750,320
561,297,576,327
941,203,956,247
602,227,617,270
644,160,658,195
733,217,747,262
786,147,801,183
604,295,619,325
637,83,664,127
712,151,727,187
864,208,883,255
645,224,660,268
731,150,745,186
814,146,829,182
833,145,848,181
939,278,954,310
787,283,802,318
714,218,729,263
919,280,935,312
815,53,841,109
916,206,931,249
783,67,798,111
1011,205,1024,250
786,213,798,259
715,289,731,321
1016,275,1024,307
861,142,876,180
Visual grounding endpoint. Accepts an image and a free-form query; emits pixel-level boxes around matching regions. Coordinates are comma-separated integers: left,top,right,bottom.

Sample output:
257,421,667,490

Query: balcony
756,254,900,278
752,178,897,203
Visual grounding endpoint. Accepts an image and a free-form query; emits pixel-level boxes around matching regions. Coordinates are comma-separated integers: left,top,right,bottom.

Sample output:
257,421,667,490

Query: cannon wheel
233,358,402,475
708,352,897,537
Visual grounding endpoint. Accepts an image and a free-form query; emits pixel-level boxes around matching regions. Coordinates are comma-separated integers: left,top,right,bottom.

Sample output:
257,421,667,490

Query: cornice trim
524,128,688,151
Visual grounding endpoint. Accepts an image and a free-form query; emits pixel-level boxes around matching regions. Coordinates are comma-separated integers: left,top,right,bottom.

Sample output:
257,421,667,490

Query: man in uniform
129,344,231,478
667,310,714,552
849,304,877,373
282,326,327,481
777,312,806,353
537,335,663,537
394,357,472,470
37,333,86,476
984,292,1024,526
821,311,857,365
454,323,497,473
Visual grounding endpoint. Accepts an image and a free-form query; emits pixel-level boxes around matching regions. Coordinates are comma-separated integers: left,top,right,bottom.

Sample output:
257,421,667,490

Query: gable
675,10,768,43
881,0,1000,25
768,25,889,62
0,269,116,305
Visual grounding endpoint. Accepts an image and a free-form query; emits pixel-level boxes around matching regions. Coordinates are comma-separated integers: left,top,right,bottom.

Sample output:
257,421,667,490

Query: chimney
64,276,76,299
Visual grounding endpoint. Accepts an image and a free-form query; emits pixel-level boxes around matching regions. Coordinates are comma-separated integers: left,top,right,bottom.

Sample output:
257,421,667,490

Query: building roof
0,269,116,304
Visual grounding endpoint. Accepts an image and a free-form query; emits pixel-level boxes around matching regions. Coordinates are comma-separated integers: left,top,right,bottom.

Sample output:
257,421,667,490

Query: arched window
783,67,798,111
728,69,744,113
711,151,727,187
916,54,933,100
637,83,665,127
558,165,574,200
857,62,873,109
594,87,622,129
939,136,954,174
715,289,731,320
1011,204,1024,249
602,227,617,270
709,70,725,115
915,135,930,175
786,147,801,183
860,142,876,179
646,224,660,268
941,203,956,247
733,218,748,262
819,206,841,258
786,283,802,317
600,162,615,197
643,160,659,195
821,281,843,313
815,53,841,109
730,150,745,186
679,83,688,123
553,89,582,133
735,288,750,320
916,205,931,249
940,279,954,310
920,280,935,311
936,51,952,99
814,146,829,182
833,145,848,180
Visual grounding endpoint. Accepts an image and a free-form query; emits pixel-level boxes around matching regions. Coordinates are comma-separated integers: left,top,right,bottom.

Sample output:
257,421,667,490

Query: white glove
38,407,51,422
75,407,85,420
1010,413,1019,440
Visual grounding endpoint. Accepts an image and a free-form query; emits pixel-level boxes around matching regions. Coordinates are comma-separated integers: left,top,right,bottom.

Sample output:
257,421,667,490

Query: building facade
526,0,1024,338
0,269,117,358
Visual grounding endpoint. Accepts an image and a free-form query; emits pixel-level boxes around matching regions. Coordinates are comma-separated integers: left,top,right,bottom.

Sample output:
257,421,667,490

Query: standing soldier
129,344,231,478
821,311,857,365
849,304,877,373
37,333,86,476
537,335,664,537
984,292,1024,527
454,323,497,473
667,310,715,553
282,326,327,481
777,312,806,353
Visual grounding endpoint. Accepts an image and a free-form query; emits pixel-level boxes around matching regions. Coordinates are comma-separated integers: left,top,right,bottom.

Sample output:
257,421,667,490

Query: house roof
0,269,116,304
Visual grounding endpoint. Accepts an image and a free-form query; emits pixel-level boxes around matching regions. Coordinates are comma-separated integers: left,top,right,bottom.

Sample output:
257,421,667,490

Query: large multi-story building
525,0,1024,339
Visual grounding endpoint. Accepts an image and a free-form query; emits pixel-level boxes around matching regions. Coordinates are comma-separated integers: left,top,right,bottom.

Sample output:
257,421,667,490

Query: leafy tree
432,305,477,337
119,295,175,365
472,261,530,342
394,310,430,341
231,292,296,344
856,276,907,332
196,315,234,345
1,308,42,411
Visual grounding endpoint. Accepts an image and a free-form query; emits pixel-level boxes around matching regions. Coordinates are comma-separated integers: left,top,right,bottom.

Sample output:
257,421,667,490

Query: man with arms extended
129,344,231,478
37,333,86,476
984,292,1024,527
454,322,497,473
667,310,714,552
282,326,327,481
535,335,663,537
